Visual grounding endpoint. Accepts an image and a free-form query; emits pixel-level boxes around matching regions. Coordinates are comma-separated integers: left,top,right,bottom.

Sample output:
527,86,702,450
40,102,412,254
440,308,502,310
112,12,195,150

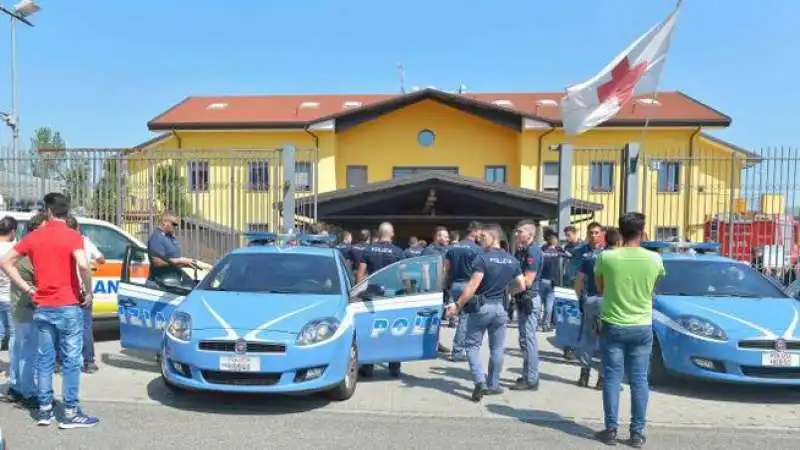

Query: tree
92,158,122,222
155,164,192,216
29,127,66,177
28,127,91,207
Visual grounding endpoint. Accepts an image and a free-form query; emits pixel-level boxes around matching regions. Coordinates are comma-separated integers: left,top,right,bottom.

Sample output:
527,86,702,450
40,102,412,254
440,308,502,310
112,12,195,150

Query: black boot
578,368,591,387
595,374,604,390
471,383,486,402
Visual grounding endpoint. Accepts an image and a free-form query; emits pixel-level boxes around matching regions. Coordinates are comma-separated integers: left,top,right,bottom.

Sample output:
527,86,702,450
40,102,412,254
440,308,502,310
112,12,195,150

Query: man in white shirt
0,216,18,383
66,216,104,373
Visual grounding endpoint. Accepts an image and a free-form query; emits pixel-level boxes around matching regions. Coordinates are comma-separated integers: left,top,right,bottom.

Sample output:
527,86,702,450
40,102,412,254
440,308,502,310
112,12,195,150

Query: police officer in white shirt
66,216,104,373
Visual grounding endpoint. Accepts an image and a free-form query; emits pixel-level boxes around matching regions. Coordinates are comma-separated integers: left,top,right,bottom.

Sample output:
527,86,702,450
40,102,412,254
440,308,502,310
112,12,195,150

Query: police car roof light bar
299,233,337,246
244,231,278,245
640,240,720,254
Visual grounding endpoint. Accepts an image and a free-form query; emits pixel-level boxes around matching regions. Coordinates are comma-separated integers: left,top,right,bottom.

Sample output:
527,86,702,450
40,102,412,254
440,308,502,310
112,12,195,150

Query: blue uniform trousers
449,281,469,355
464,302,507,389
517,295,541,383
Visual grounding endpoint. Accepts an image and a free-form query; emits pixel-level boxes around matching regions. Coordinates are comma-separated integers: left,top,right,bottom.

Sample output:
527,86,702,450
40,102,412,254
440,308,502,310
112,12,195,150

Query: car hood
656,295,800,339
178,290,346,334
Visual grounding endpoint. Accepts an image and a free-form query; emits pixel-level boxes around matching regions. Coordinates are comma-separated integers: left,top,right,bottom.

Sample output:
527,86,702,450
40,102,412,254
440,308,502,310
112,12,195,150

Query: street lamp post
0,1,40,202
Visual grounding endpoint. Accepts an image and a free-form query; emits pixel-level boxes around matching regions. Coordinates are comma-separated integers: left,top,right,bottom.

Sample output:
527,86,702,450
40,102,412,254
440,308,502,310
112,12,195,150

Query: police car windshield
197,253,341,295
656,260,789,299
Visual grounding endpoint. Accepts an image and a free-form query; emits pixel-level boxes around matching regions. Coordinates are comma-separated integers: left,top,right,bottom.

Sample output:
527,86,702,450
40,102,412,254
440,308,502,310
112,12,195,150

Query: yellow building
128,88,758,243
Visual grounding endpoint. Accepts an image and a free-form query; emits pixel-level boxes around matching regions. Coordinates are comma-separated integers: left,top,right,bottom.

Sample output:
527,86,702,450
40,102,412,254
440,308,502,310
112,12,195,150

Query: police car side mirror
359,283,385,300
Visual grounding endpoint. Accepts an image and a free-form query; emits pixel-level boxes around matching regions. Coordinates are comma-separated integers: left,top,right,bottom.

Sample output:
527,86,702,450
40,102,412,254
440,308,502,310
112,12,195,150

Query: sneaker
35,408,55,426
577,368,591,387
484,387,504,396
82,363,100,374
471,383,486,402
594,428,618,446
509,379,539,391
437,343,451,353
448,353,467,362
629,432,646,448
59,408,100,429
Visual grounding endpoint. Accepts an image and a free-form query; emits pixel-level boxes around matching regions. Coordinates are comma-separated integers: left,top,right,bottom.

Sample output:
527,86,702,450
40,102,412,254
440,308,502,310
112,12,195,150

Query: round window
417,129,435,147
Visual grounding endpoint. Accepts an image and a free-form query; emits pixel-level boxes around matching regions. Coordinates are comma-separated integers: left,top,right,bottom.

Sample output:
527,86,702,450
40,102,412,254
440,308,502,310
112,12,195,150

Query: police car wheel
648,335,670,386
326,343,358,401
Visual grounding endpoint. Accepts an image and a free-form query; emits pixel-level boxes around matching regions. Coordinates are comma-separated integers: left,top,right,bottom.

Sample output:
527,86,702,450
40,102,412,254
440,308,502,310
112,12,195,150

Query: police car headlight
167,312,192,342
297,318,340,346
675,315,727,341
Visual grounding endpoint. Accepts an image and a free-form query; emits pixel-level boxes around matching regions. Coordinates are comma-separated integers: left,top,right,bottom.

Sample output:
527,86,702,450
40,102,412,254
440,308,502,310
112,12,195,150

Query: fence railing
0,147,319,262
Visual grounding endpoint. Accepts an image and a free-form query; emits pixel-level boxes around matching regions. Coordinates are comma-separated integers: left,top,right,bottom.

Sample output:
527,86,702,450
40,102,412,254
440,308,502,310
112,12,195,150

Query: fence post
622,142,641,215
557,143,573,241
282,144,296,233
116,150,124,225
727,152,736,258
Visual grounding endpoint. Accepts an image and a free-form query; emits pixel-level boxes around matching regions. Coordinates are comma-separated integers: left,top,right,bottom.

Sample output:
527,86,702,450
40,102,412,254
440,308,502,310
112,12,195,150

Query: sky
0,0,797,151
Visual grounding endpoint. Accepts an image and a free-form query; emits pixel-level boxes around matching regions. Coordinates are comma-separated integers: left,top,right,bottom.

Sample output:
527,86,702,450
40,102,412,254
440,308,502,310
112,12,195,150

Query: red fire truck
704,213,800,265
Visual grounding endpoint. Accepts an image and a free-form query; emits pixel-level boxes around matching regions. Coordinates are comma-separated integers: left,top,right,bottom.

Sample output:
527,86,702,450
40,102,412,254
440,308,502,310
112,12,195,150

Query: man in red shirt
0,193,99,428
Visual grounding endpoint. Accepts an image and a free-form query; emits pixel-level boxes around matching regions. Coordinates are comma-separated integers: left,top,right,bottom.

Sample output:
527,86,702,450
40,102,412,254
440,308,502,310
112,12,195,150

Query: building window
346,165,368,188
295,161,314,192
248,160,269,191
590,162,615,193
392,167,459,179
247,223,270,233
655,226,680,241
417,129,435,147
484,166,507,184
655,161,681,193
542,162,559,192
188,160,209,192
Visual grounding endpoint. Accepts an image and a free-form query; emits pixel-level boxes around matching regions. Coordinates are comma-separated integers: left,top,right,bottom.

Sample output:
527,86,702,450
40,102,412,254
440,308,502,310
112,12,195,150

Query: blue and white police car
116,232,444,400
554,241,800,386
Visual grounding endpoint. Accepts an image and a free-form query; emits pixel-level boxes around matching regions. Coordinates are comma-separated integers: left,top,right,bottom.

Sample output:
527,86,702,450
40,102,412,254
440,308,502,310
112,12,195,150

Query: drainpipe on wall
537,128,555,190
303,125,320,224
684,127,701,239
170,129,183,148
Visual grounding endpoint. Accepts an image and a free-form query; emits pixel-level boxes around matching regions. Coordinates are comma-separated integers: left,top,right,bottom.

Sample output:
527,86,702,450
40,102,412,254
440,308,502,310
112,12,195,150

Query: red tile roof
147,89,731,130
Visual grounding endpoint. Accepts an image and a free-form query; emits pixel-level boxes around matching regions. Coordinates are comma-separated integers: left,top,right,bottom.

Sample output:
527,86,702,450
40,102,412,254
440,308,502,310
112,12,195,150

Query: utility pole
397,64,406,94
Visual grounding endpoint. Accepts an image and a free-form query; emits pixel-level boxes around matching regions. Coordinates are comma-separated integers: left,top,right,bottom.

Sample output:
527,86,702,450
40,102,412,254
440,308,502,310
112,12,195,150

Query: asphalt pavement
1,325,799,448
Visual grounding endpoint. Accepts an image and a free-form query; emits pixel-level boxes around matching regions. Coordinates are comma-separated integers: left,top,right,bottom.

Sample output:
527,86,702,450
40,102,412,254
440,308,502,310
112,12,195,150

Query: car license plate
219,356,260,372
761,351,800,367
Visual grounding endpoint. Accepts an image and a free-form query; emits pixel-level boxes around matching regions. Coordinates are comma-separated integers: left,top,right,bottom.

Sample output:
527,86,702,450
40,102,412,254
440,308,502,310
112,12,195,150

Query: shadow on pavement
144,378,332,415
485,404,597,442
505,347,580,367
101,349,161,374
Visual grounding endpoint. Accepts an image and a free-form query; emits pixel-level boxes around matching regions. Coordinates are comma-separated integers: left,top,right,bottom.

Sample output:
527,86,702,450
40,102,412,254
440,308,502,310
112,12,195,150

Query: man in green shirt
593,213,665,448
2,212,47,408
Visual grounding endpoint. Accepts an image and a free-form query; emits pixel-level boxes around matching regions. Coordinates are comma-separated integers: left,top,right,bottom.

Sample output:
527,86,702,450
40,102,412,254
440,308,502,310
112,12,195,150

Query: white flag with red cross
559,3,681,136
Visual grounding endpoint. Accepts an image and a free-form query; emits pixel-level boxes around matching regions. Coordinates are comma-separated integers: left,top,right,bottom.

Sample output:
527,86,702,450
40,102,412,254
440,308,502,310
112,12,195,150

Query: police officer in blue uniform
446,223,526,402
348,229,371,273
356,222,407,378
444,221,482,361
422,226,450,257
335,231,352,259
510,220,545,391
404,236,424,258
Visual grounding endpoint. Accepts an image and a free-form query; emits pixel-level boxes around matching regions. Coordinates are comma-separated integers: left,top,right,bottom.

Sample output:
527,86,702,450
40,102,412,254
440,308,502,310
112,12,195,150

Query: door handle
119,299,136,308
417,309,439,317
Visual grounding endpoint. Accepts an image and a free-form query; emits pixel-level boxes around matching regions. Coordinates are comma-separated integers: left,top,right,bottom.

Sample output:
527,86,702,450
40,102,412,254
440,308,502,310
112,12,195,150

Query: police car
0,210,208,320
554,241,800,386
116,232,444,400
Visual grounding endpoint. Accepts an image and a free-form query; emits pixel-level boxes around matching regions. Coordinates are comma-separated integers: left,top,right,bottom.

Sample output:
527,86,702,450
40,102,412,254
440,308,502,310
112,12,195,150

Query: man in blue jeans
444,221,482,361
0,193,99,428
593,213,665,447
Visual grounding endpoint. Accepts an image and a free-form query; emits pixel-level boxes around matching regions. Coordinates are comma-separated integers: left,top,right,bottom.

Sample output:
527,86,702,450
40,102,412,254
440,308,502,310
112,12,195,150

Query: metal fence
550,145,800,281
0,147,319,262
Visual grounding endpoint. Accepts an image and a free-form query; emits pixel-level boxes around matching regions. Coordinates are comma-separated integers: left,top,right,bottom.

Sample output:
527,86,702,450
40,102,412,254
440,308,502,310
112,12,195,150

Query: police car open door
117,245,194,353
350,255,444,364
